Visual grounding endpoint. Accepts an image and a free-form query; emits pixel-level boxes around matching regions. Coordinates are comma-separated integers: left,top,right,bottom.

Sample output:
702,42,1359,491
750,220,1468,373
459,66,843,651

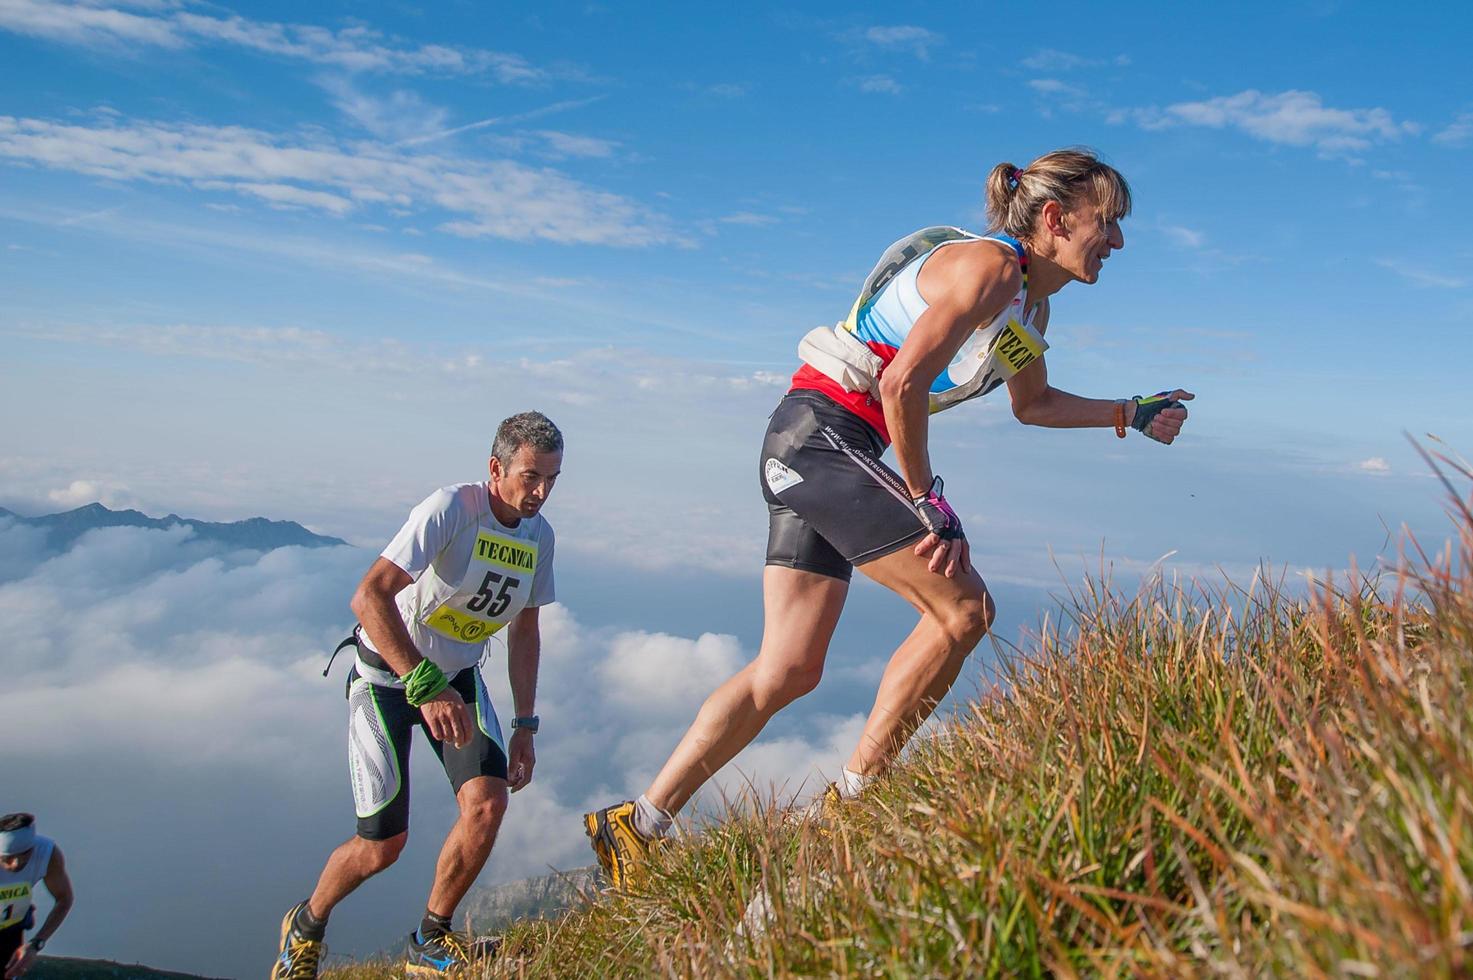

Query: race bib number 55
422,530,537,643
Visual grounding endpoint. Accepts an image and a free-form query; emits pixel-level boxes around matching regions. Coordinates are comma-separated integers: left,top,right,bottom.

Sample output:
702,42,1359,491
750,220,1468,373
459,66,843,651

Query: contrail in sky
395,96,608,147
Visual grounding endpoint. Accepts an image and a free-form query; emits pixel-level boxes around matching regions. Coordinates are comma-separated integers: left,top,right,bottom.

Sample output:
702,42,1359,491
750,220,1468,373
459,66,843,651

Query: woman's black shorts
760,389,927,582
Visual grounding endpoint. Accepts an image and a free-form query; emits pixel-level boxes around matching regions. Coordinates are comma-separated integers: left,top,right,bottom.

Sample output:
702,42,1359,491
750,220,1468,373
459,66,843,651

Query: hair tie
1006,167,1024,191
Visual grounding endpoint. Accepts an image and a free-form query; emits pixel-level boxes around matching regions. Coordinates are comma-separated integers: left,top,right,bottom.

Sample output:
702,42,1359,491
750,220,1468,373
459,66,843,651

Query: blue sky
2,1,1471,975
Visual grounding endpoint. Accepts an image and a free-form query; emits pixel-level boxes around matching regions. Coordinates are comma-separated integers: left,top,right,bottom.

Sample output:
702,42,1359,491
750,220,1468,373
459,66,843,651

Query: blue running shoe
405,928,500,976
269,900,324,980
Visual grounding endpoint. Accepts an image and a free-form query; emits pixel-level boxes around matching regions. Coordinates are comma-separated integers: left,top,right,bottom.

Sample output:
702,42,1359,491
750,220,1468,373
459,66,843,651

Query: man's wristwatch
29,938,45,953
511,715,539,734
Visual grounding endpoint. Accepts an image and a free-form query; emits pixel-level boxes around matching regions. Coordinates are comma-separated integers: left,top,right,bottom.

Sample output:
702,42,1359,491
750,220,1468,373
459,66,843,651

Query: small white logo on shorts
765,459,804,494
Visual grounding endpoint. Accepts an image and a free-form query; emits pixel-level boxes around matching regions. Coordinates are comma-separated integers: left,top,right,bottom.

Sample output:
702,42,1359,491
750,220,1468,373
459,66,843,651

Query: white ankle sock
839,767,871,799
632,794,673,839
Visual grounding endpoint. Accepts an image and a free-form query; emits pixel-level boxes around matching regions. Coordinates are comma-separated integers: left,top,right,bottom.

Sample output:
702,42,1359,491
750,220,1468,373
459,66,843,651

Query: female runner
586,147,1193,886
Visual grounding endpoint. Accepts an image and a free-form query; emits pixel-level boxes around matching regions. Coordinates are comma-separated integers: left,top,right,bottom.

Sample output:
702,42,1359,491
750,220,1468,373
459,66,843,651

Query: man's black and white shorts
346,661,508,840
760,389,928,582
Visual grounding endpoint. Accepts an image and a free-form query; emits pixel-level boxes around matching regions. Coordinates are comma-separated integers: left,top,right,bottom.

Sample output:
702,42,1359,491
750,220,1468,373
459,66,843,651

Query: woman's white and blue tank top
790,226,1041,442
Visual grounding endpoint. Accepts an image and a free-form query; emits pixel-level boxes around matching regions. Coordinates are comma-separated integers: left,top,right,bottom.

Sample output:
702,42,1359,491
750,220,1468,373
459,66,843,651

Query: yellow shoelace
436,929,474,962
282,937,323,979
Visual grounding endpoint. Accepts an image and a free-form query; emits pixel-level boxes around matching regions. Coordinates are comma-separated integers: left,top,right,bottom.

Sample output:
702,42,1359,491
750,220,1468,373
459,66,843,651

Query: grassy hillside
332,455,1473,978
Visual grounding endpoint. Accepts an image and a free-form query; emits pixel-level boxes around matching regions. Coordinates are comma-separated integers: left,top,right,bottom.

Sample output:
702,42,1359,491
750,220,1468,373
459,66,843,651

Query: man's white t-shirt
357,482,555,685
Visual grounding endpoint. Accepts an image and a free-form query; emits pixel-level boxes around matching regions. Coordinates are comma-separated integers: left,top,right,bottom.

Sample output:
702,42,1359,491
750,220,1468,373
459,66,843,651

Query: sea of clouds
0,518,891,976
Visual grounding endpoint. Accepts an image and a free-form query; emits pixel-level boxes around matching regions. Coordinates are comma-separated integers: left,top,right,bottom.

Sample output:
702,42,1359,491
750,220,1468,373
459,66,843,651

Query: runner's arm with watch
350,557,471,748
505,605,541,793
1004,302,1194,442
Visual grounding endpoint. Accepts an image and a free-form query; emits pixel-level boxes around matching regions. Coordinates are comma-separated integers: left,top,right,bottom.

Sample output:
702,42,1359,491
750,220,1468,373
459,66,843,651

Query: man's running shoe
270,900,324,980
405,928,499,976
583,800,654,891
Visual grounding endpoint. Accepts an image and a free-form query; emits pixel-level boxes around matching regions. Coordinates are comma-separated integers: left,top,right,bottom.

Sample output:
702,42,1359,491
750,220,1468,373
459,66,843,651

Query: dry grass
331,448,1473,979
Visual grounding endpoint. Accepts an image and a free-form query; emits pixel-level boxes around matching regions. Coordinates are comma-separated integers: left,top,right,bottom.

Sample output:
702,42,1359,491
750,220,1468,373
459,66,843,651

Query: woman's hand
1131,389,1194,444
914,532,971,578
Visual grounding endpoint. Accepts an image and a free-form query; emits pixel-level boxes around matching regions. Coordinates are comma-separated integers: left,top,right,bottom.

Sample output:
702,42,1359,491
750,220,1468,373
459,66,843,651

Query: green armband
401,659,449,707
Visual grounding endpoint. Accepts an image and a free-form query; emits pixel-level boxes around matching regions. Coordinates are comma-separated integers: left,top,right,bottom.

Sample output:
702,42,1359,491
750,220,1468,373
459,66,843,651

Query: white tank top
851,227,1040,410
0,835,54,929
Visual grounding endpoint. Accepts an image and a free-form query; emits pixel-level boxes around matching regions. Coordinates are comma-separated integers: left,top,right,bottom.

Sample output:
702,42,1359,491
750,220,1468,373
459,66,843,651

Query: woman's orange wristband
1113,400,1128,439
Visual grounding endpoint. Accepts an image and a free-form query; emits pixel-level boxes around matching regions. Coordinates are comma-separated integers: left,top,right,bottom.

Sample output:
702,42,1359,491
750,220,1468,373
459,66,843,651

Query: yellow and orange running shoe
583,800,655,891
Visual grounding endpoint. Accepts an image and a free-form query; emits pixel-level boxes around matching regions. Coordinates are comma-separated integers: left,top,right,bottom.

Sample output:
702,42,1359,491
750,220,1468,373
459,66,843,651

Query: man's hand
1130,389,1194,445
419,688,470,748
507,728,536,793
5,943,36,979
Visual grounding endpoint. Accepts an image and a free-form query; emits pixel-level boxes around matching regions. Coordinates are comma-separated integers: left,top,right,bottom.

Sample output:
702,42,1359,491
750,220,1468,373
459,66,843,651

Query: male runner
1,813,74,980
272,411,562,979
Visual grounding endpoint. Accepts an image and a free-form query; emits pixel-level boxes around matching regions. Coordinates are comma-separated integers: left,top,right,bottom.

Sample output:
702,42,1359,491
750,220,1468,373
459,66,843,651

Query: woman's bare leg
845,545,994,776
644,565,849,814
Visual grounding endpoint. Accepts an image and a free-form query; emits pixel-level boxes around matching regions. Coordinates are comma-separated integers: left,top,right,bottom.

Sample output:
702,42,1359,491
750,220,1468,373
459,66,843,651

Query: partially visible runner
1,813,74,980
272,412,563,979
585,148,1193,887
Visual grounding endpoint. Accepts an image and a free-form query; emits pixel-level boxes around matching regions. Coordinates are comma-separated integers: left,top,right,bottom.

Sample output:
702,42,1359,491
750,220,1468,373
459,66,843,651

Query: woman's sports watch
511,715,540,734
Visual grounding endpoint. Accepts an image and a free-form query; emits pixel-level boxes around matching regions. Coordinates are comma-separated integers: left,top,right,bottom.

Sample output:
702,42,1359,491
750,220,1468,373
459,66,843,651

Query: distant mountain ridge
31,955,227,980
0,502,347,552
461,867,595,934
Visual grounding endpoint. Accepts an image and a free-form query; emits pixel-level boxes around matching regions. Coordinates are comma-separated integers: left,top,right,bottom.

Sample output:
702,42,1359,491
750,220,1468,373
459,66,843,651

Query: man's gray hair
492,411,563,464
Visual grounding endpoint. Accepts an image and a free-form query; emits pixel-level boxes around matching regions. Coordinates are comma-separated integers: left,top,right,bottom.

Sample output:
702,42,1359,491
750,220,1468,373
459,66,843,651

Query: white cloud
0,113,677,246
1358,457,1390,474
1021,48,1130,71
7,323,782,404
0,0,555,80
1374,258,1467,289
198,179,356,213
1432,111,1473,146
719,211,779,226
534,130,619,159
600,631,745,715
0,0,183,47
1125,89,1418,157
46,478,140,510
863,24,942,59
1029,77,1088,98
856,75,901,95
1161,224,1206,249
317,76,451,142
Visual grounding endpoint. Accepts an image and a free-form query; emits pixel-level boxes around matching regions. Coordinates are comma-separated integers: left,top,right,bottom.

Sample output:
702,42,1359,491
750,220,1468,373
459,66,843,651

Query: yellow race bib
0,882,31,928
422,530,538,643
